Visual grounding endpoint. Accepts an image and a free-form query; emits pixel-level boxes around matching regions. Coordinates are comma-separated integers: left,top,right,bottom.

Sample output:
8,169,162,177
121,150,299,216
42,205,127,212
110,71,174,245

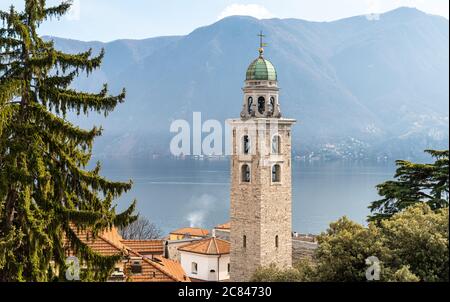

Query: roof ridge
207,237,214,254
98,234,128,254
213,237,219,254
215,237,224,253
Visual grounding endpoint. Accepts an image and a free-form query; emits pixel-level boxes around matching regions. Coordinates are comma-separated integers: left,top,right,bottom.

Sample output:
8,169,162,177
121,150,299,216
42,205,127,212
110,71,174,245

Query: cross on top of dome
245,31,277,81
258,31,267,57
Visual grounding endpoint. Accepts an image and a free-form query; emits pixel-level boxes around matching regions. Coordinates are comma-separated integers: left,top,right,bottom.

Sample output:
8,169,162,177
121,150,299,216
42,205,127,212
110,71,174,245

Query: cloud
218,4,274,20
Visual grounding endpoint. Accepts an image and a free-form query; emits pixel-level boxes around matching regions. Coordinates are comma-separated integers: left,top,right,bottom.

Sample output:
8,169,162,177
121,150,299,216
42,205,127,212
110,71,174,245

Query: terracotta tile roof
150,256,190,282
170,227,209,237
120,240,164,254
189,277,210,282
64,226,126,257
127,256,190,282
178,237,230,255
126,257,171,282
214,222,230,230
65,225,190,282
101,227,126,248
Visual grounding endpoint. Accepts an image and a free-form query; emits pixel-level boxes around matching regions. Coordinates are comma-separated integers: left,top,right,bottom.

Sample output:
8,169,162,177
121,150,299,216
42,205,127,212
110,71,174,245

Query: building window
130,260,142,274
272,135,281,154
258,96,265,114
247,97,253,114
275,235,279,248
241,164,251,183
272,164,281,183
243,135,250,154
243,235,247,248
191,262,198,274
227,263,231,273
269,97,275,114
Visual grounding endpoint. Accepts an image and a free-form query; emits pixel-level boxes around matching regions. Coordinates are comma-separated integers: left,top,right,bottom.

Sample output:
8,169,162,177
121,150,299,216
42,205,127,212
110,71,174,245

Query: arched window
269,97,275,114
258,96,265,114
272,135,281,154
191,262,198,274
241,164,251,183
275,235,279,248
272,164,281,182
243,135,250,155
247,97,253,114
243,235,247,248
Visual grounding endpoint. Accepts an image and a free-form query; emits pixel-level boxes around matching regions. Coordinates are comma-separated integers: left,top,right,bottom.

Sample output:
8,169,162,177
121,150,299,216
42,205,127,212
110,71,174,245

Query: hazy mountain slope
48,7,449,160
44,35,182,91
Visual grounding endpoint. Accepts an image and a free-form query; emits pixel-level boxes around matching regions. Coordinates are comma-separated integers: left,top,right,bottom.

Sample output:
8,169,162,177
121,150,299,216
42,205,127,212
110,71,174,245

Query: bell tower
229,32,296,282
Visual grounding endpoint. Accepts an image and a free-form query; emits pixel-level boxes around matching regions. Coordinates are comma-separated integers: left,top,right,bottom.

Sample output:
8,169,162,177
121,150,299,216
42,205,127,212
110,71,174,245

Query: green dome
246,57,277,81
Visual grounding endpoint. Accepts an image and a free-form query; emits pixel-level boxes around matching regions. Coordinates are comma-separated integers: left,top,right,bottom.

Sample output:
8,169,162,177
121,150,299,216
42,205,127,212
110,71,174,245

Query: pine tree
0,0,137,281
369,150,449,222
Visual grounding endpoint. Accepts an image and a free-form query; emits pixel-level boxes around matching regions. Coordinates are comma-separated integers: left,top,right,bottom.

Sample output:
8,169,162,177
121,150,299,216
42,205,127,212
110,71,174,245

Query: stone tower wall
230,120,294,281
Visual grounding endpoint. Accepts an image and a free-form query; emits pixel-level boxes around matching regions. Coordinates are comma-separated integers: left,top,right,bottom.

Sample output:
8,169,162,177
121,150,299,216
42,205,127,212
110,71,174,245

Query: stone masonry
229,118,295,281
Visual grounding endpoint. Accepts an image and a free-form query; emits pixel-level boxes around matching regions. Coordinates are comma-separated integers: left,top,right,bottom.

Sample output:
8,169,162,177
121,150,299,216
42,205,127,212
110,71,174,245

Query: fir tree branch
1,1,136,281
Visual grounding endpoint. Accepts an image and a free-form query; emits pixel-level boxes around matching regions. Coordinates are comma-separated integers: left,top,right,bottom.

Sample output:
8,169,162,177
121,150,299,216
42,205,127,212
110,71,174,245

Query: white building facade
178,237,230,281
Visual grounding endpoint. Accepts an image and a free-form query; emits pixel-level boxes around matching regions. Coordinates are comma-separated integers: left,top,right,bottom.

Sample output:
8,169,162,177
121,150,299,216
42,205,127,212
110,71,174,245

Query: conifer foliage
369,150,449,221
0,0,137,281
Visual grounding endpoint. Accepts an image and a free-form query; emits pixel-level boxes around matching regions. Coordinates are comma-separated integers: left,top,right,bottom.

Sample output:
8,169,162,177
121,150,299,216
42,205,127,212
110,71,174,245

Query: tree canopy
252,151,449,282
252,204,449,282
369,150,449,221
0,0,136,281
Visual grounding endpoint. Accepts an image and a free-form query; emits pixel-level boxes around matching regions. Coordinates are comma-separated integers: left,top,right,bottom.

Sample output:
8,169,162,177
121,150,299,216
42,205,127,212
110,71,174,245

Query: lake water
101,159,396,236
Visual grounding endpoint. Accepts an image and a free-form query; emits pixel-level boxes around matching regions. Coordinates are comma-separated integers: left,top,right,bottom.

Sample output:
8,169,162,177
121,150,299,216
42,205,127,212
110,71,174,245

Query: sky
1,0,449,42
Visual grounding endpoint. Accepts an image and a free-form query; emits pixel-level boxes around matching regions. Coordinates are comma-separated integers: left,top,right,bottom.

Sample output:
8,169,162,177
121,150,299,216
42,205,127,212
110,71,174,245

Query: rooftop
245,31,277,81
170,227,210,237
65,225,189,282
120,240,164,254
246,56,277,81
214,222,230,230
127,256,190,282
64,225,126,257
178,237,230,255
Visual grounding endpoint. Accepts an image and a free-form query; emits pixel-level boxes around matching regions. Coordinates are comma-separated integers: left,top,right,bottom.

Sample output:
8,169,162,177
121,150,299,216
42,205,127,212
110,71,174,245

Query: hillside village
67,222,317,282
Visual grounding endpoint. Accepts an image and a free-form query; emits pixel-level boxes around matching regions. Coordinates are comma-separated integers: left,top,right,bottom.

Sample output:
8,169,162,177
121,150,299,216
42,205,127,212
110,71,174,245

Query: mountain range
47,7,449,161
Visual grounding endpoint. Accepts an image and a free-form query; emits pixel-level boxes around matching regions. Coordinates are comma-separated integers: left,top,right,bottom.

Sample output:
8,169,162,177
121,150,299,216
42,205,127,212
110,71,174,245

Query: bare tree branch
119,217,162,240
